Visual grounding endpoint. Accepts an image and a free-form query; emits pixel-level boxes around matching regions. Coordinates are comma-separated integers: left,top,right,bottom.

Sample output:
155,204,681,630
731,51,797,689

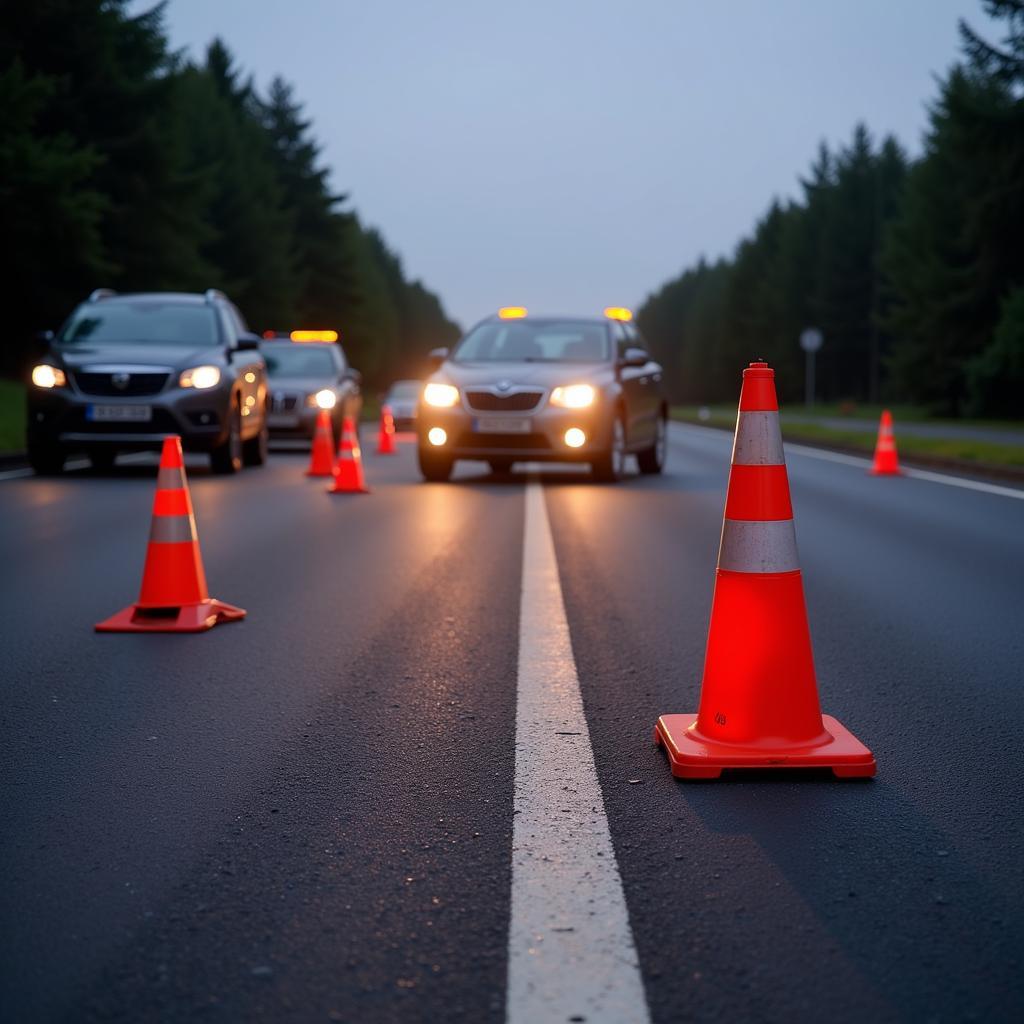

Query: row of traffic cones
95,405,402,632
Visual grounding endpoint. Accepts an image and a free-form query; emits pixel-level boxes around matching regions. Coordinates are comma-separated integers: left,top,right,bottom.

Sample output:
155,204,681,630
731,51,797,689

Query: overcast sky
156,0,993,330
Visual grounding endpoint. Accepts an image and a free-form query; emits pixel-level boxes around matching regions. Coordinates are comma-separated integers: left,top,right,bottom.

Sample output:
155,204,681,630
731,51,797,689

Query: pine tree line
637,0,1024,417
0,1,460,385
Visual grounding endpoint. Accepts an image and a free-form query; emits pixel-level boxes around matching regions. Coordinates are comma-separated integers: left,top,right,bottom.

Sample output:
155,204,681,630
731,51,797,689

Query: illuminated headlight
307,389,337,409
31,365,66,389
423,382,459,408
428,427,448,446
179,365,221,389
564,428,587,448
550,384,596,409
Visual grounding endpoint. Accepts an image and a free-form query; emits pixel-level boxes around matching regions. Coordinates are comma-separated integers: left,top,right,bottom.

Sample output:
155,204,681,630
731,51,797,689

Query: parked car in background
381,379,421,431
416,307,667,482
260,333,361,441
27,289,268,474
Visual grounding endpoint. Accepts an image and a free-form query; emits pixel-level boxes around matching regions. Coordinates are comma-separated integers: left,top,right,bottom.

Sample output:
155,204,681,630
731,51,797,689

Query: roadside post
800,328,823,408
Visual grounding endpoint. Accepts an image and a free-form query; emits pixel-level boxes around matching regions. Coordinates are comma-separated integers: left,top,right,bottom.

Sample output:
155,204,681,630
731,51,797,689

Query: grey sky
158,0,993,330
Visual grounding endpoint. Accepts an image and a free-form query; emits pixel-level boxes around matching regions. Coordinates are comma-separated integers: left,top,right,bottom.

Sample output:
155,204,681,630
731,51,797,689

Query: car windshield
262,345,336,378
387,381,421,398
60,303,219,345
453,319,610,363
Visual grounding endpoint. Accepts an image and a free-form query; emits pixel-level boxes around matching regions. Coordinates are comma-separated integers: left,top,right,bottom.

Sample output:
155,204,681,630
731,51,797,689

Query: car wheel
637,413,667,475
418,446,453,482
210,402,243,474
27,442,65,476
87,448,118,472
242,414,268,467
488,457,513,475
591,414,627,483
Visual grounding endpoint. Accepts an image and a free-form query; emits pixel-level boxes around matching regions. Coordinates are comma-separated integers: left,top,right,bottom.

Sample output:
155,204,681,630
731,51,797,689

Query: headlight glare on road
550,384,595,409
427,427,448,446
31,365,66,389
564,428,587,448
179,365,221,390
309,389,336,409
423,382,459,408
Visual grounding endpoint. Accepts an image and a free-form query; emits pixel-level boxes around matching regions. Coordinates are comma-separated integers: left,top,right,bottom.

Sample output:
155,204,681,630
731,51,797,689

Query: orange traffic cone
654,361,875,779
377,405,397,455
95,437,246,633
870,409,901,476
328,417,370,494
306,408,335,477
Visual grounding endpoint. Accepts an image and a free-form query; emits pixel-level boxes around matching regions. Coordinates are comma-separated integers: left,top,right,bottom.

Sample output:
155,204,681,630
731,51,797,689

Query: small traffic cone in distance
328,416,370,494
306,408,335,477
870,409,902,476
377,405,397,455
654,361,875,779
95,436,246,632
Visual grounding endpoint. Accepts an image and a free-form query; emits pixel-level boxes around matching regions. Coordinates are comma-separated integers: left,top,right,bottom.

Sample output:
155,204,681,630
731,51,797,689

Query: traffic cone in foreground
654,362,875,779
96,437,246,633
328,417,369,494
306,408,335,477
870,409,901,475
377,405,397,454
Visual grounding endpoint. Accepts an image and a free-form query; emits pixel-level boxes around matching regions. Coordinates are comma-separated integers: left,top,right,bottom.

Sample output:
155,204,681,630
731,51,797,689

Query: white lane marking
668,423,1024,502
507,481,649,1024
784,441,1024,500
0,452,163,483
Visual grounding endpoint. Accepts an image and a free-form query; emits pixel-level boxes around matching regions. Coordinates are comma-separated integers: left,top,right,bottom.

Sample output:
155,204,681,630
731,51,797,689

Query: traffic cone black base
96,597,246,633
654,714,876,779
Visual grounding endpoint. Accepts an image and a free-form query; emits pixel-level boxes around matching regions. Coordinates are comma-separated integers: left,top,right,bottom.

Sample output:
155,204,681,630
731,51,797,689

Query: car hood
435,361,611,389
54,344,225,370
266,376,332,395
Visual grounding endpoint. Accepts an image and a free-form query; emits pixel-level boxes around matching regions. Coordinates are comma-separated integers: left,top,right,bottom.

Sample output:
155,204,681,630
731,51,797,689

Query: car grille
464,389,543,412
73,371,170,397
270,394,300,413
456,431,552,450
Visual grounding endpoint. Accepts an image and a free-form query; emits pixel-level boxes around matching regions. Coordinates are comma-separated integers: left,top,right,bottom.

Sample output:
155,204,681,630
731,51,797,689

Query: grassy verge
671,406,1024,472
0,379,26,454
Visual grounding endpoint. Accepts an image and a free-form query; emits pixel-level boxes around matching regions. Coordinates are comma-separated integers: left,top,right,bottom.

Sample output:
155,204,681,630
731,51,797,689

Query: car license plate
86,405,153,422
267,413,300,428
474,417,531,434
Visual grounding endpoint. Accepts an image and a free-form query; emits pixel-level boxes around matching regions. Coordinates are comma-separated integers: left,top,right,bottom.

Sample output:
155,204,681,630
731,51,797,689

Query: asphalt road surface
2,423,1022,1023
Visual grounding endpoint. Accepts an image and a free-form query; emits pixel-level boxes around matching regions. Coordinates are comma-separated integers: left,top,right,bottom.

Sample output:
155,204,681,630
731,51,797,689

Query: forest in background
0,1,461,387
637,0,1024,417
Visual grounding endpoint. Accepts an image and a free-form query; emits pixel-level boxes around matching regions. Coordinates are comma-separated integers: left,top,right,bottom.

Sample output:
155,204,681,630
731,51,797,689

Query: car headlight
31,365,66,389
307,389,337,409
423,382,459,408
179,365,221,389
549,384,596,409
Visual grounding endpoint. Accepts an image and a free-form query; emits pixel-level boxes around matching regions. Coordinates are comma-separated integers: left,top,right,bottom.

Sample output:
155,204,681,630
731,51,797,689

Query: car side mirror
619,347,648,368
235,332,262,351
36,329,55,344
428,347,449,367
345,368,362,386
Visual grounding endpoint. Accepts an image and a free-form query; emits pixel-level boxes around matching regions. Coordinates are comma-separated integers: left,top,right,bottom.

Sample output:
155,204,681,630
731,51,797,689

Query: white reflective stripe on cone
156,466,187,490
149,514,198,543
718,519,800,573
731,411,785,466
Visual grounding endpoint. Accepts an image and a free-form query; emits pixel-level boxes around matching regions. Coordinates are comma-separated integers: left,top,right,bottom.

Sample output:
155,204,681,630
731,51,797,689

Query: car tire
591,414,627,483
418,447,453,482
27,442,66,476
87,448,118,472
242,414,268,467
637,413,667,475
488,457,513,475
210,402,243,475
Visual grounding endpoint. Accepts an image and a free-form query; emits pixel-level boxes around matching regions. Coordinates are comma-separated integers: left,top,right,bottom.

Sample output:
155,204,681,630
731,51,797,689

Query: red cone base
95,598,246,633
654,713,876,779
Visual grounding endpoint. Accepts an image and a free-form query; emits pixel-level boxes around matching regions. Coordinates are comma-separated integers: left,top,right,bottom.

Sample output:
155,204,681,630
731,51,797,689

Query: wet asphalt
1,423,1022,1023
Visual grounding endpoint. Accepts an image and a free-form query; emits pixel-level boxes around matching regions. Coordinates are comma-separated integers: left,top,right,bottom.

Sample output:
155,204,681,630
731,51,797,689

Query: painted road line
668,423,1024,501
783,441,1024,500
0,452,171,483
506,481,649,1024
